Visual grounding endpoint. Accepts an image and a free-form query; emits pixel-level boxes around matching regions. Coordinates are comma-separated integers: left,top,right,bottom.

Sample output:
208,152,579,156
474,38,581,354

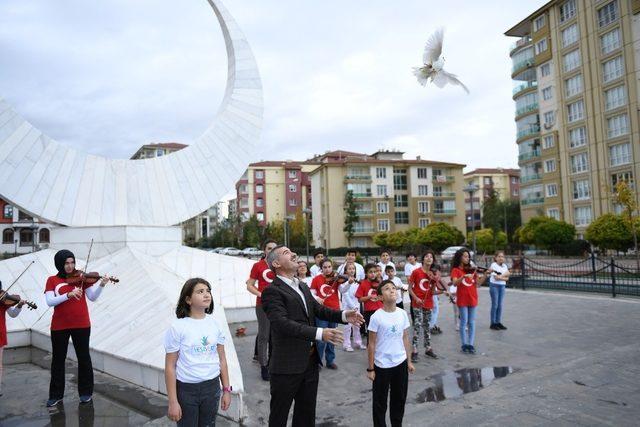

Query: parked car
221,247,242,256
441,246,474,263
242,247,264,257
211,247,225,253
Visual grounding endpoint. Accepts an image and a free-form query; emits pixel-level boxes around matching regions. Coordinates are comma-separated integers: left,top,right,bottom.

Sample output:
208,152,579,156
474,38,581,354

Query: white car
221,247,242,256
242,247,264,257
441,246,474,263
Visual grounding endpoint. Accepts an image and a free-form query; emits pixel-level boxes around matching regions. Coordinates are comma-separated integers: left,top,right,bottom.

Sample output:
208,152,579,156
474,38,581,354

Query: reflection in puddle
416,367,516,403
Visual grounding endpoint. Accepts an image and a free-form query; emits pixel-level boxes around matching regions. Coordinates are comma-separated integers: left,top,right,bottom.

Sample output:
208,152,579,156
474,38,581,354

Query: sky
0,0,545,173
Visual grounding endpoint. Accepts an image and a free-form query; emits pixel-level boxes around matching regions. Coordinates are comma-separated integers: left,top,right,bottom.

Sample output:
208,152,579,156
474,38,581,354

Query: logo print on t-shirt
320,283,333,298
461,276,475,287
262,269,274,284
201,336,209,346
391,325,397,333
418,278,429,292
367,288,378,297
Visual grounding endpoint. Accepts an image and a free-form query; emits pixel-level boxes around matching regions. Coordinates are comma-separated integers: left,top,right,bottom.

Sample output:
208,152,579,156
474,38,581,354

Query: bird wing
433,69,470,94
423,28,444,64
412,67,430,86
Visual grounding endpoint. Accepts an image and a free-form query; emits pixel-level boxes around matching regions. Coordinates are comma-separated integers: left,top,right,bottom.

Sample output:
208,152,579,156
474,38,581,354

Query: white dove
413,28,469,94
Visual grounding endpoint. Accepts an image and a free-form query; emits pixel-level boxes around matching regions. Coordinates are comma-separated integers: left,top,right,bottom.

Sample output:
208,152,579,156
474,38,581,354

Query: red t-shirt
451,267,478,307
0,305,9,347
250,259,274,306
310,275,341,310
409,268,436,309
44,275,92,331
355,279,383,312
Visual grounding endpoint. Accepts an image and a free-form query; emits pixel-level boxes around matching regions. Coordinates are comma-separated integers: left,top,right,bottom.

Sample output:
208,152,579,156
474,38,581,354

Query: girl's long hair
452,248,471,269
175,278,214,319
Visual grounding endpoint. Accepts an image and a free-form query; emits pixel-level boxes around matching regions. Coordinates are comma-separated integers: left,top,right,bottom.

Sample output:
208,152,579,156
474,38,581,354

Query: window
255,184,264,193
569,127,587,148
256,198,264,207
540,63,551,77
417,168,428,179
601,28,621,55
607,113,629,138
2,229,13,244
418,185,428,196
544,111,556,126
563,50,580,73
255,170,264,179
156,149,164,157
3,204,12,219
256,212,264,222
376,167,386,179
546,184,558,197
376,185,387,197
394,211,409,224
567,99,584,123
377,219,390,232
605,85,626,110
565,74,583,97
543,135,554,149
570,152,589,173
418,218,430,228
484,177,492,185
610,142,632,166
572,179,591,200
39,228,50,243
574,206,592,226
394,195,408,207
561,24,578,48
377,201,389,214
418,201,430,213
512,176,519,184
513,188,519,196
534,15,546,32
544,159,556,173
288,170,297,179
559,0,576,23
19,229,33,245
239,184,248,194
598,1,619,28
547,208,560,220
393,168,407,190
542,87,553,100
603,56,623,83
288,184,297,192
433,186,443,196
289,198,297,206
612,171,634,188
535,38,548,55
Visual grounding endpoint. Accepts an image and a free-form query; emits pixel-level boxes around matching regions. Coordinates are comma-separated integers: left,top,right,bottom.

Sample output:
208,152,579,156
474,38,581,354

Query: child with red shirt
44,250,110,407
310,259,341,369
450,248,489,354
408,250,441,362
356,263,383,347
0,280,25,397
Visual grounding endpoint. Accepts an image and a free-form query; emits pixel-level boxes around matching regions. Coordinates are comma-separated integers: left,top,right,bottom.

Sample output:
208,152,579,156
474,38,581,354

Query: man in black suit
262,245,364,427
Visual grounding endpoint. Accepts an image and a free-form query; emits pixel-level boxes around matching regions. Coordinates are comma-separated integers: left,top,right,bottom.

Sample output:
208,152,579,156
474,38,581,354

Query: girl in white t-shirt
164,278,232,426
339,262,364,351
448,282,460,331
489,251,510,331
366,280,415,427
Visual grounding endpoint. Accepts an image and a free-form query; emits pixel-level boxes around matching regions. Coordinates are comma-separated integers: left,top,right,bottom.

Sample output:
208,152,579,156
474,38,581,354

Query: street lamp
284,214,295,248
302,208,312,263
463,183,479,260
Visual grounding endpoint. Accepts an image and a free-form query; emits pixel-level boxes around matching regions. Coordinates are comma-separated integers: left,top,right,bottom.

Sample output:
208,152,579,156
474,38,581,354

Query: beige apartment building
506,0,640,236
464,168,520,232
309,150,466,249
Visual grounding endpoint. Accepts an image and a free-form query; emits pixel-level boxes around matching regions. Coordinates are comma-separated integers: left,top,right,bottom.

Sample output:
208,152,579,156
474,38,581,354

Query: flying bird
413,28,469,94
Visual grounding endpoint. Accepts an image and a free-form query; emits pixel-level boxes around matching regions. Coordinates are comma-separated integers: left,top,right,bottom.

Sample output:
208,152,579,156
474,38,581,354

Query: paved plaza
2,287,639,426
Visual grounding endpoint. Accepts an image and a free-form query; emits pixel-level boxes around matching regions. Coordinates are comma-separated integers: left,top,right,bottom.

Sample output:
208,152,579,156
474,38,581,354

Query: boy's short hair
313,248,325,257
379,280,396,292
384,265,395,272
380,250,390,256
406,253,416,259
345,248,357,255
364,263,377,274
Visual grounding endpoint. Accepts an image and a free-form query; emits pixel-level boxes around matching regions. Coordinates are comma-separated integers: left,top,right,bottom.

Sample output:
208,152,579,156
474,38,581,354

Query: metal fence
499,255,640,298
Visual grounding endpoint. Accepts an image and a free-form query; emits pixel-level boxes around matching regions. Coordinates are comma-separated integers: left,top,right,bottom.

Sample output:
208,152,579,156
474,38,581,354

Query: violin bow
78,238,94,290
0,260,35,302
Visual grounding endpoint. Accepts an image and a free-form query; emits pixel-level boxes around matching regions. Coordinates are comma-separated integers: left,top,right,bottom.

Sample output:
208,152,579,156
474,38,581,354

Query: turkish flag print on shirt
310,275,341,310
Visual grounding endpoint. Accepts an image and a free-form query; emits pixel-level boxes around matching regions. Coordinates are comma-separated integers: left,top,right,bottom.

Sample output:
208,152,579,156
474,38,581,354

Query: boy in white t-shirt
366,280,415,427
339,262,364,351
385,265,407,309
377,250,396,280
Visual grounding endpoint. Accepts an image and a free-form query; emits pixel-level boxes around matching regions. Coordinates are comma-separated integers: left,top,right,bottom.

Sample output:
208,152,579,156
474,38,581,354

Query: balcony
355,210,373,216
515,102,538,117
352,192,373,198
344,175,372,182
517,124,540,140
432,175,455,183
433,192,456,198
518,149,541,162
512,81,538,98
512,58,534,75
510,37,532,55
521,197,544,206
353,227,375,234
433,209,456,216
520,174,542,183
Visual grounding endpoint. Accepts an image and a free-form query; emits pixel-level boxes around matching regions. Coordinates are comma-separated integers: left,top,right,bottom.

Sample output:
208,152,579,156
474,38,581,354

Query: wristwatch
366,368,375,372
223,386,232,393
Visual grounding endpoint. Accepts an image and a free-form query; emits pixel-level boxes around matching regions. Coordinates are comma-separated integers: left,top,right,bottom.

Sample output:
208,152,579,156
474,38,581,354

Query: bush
586,213,633,252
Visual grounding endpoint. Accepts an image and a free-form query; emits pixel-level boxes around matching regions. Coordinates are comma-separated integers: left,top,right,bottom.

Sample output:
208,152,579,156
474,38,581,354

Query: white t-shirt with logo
368,308,410,369
489,262,510,286
378,261,396,280
164,315,226,383
404,262,421,277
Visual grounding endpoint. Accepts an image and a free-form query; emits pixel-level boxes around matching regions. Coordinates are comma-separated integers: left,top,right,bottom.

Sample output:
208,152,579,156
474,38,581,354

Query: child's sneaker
79,395,93,404
411,352,419,362
425,349,438,359
468,345,477,354
46,398,63,407
344,346,354,352
461,345,469,354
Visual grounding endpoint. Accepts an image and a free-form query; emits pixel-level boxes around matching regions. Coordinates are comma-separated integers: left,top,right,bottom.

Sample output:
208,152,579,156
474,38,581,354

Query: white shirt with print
368,308,410,369
378,261,396,280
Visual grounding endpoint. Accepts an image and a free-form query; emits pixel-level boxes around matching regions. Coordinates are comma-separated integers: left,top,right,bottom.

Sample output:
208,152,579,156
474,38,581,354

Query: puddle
416,367,516,403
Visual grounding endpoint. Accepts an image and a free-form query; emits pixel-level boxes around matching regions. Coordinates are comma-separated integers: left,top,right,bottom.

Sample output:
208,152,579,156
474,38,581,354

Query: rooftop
504,1,553,37
465,168,521,176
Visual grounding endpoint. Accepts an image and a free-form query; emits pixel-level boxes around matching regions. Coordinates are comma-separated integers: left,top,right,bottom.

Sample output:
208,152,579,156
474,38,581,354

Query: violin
66,270,119,287
462,265,490,275
325,273,349,289
0,290,38,310
423,268,455,305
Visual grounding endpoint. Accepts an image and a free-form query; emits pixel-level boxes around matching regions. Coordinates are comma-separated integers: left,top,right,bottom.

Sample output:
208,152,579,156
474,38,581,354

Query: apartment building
1,197,53,255
309,150,466,249
506,0,640,236
464,168,521,231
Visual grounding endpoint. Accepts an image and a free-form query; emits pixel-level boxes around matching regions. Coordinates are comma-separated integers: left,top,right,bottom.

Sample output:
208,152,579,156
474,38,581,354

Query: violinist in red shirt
0,280,26,397
356,263,384,347
310,259,343,369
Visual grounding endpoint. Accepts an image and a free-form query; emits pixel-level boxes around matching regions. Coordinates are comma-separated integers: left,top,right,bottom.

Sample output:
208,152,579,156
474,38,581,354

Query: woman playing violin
408,250,441,362
0,280,26,397
44,249,113,408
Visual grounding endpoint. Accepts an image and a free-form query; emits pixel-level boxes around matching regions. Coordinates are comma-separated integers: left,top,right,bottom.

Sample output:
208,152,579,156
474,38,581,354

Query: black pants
408,294,415,324
176,377,221,427
364,311,375,345
49,327,93,400
268,348,319,427
372,360,408,427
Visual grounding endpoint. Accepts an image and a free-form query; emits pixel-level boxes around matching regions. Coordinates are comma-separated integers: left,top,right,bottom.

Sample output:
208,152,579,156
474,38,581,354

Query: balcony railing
353,227,375,234
515,102,538,117
520,174,542,183
512,81,538,98
518,149,541,162
512,58,534,74
517,124,540,140
352,192,373,198
433,192,456,198
432,175,455,183
521,197,544,206
355,210,373,216
510,36,532,55
433,209,456,215
344,175,372,181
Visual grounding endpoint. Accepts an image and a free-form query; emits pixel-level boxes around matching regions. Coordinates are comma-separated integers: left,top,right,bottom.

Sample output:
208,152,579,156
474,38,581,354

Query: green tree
516,216,549,244
343,190,359,246
467,228,507,254
586,213,633,252
386,231,409,250
265,220,284,245
288,209,308,249
482,191,522,242
614,180,639,269
415,222,465,252
518,216,575,251
373,232,389,248
241,216,263,247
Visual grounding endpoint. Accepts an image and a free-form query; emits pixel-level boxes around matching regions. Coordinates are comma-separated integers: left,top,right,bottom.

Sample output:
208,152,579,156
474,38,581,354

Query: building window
534,15,546,32
418,201,429,213
543,111,555,127
542,87,553,100
511,176,519,184
535,38,548,55
3,205,12,219
418,218,430,228
376,185,387,197
543,135,554,149
417,168,428,179
609,142,632,167
256,212,264,222
2,229,13,244
418,185,428,196
612,171,634,188
547,208,560,220
574,206,592,226
570,152,589,173
563,49,581,73
607,113,629,138
377,219,390,232
564,74,582,98
604,85,626,111
559,0,576,23
19,229,33,246
289,198,297,206
288,184,297,192
546,184,558,197
394,194,408,207
377,201,389,214
239,184,248,194
394,211,409,224
540,63,551,77
598,1,619,28
603,56,623,83
376,167,387,179
561,23,579,48
572,179,591,200
255,184,264,194
601,27,621,55
393,168,407,190
544,159,556,173
569,126,587,148
156,149,164,157
567,99,584,123
288,170,297,179
255,170,264,179
256,198,264,207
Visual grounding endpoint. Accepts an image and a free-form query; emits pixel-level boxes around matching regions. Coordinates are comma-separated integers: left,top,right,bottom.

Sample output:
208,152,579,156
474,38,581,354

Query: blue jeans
316,318,337,365
489,284,506,324
429,295,439,328
459,306,477,346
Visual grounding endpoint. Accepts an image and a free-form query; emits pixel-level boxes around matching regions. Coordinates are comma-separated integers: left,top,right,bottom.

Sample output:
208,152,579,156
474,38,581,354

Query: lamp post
302,208,312,263
463,183,479,260
284,214,295,248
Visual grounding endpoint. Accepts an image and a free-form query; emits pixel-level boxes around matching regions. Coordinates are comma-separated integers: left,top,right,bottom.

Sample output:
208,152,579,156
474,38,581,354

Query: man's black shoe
497,323,507,330
261,365,270,381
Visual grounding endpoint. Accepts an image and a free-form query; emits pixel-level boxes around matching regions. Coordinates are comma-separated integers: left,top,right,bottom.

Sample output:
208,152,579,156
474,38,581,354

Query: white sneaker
346,347,354,352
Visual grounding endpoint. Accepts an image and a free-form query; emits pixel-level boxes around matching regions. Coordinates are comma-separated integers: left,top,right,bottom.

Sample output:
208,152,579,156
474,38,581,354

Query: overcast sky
0,0,544,173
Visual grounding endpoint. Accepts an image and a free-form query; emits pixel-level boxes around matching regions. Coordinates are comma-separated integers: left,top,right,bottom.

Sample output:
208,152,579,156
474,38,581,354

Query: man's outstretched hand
322,328,344,346
344,309,365,327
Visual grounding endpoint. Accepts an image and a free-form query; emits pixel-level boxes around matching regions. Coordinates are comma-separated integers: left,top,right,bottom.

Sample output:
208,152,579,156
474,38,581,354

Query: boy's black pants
372,359,408,427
